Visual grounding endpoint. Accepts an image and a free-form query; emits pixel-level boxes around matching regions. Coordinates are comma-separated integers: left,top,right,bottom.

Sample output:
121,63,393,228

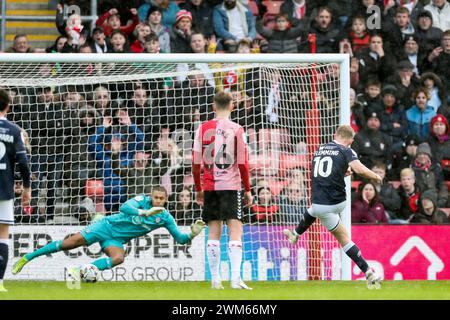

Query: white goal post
0,53,351,281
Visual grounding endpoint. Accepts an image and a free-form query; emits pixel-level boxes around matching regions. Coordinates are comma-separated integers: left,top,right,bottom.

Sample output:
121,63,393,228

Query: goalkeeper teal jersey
101,194,191,245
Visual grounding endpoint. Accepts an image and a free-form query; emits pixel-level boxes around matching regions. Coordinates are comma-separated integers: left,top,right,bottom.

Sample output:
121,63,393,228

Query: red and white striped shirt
192,118,251,192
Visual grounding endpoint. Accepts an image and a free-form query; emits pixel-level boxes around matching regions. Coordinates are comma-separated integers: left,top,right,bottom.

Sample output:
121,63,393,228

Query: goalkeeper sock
228,240,243,284
0,239,8,281
207,240,221,283
295,211,316,236
343,241,369,273
25,240,63,261
92,257,113,271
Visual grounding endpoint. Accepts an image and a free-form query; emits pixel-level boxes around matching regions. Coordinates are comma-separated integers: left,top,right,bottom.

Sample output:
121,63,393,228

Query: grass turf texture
1,281,449,300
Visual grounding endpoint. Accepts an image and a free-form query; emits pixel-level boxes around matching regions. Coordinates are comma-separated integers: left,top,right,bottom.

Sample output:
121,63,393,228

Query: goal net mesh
1,59,343,281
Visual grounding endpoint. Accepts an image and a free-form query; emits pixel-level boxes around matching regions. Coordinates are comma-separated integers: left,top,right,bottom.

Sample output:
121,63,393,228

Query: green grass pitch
1,281,449,300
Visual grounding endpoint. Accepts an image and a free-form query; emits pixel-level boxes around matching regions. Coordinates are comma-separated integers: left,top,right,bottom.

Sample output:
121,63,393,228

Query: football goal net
0,53,351,281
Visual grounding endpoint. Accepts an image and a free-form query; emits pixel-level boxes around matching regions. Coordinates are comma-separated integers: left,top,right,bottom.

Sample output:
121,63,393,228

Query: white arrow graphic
390,236,444,280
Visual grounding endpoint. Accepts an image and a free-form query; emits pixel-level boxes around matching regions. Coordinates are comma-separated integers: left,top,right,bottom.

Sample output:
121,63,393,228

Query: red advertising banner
351,225,450,280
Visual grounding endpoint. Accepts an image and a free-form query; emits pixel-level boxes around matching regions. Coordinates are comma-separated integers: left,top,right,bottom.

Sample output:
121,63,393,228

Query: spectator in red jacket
348,15,370,54
248,186,279,223
352,180,389,224
427,114,450,180
130,23,152,53
96,7,139,37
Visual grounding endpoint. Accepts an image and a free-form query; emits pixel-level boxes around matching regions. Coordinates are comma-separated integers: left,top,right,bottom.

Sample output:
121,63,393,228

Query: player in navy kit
0,89,31,292
283,125,383,289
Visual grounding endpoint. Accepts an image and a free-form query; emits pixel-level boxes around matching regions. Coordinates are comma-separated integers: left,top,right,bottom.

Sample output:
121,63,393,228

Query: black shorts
202,190,243,223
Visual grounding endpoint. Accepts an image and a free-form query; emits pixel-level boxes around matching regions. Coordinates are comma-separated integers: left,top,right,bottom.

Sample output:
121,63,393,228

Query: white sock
228,240,242,284
207,240,221,283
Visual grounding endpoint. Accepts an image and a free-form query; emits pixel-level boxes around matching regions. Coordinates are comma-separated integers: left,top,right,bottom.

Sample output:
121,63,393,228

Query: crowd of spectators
1,0,449,226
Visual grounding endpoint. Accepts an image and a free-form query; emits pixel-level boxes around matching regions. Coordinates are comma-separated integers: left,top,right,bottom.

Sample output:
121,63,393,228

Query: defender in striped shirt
193,91,253,290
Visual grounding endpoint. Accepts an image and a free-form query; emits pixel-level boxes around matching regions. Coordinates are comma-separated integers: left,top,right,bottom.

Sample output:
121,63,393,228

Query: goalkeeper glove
138,207,165,217
189,220,206,239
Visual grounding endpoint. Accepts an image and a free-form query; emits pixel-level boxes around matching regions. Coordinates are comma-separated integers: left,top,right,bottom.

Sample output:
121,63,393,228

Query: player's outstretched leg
283,210,317,244
12,233,86,275
332,224,381,289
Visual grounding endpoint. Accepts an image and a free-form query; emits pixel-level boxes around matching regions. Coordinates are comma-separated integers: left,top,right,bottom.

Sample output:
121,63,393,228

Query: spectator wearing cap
170,10,194,53
412,142,448,207
391,134,421,180
181,0,214,38
306,6,341,54
96,7,139,37
89,27,109,53
382,7,415,60
414,10,443,54
138,0,181,29
424,0,450,32
385,60,421,109
396,34,428,75
421,71,447,113
352,110,393,171
212,0,256,45
147,6,171,53
355,34,396,88
406,87,437,139
426,30,450,96
379,84,408,147
427,114,450,180
410,189,449,224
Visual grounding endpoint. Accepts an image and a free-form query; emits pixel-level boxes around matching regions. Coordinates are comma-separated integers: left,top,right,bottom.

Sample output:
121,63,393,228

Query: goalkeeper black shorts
202,190,243,223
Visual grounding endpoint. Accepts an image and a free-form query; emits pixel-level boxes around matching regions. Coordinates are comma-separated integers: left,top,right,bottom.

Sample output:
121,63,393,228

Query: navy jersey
0,117,31,200
311,141,358,205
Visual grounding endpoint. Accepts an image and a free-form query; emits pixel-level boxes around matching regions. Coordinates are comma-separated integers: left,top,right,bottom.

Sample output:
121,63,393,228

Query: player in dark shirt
0,89,31,292
283,125,383,289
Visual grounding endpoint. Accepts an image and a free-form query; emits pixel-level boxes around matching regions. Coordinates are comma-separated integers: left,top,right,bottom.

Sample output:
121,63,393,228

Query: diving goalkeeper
12,186,205,278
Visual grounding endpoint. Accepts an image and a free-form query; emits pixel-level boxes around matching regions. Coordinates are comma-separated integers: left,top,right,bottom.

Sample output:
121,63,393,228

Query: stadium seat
86,179,104,198
279,152,308,173
267,179,290,196
441,207,450,217
352,180,401,190
183,175,194,188
258,128,291,152
249,152,280,176
262,1,282,27
247,128,258,153
262,1,282,15
248,0,259,16
351,181,362,190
